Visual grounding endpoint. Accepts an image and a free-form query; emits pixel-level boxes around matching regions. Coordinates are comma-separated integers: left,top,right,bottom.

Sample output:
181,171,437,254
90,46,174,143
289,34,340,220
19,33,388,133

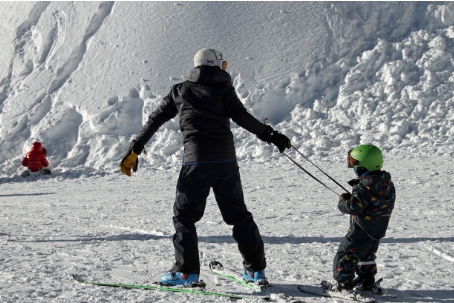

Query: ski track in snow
47,2,114,95
424,244,454,263
0,2,50,114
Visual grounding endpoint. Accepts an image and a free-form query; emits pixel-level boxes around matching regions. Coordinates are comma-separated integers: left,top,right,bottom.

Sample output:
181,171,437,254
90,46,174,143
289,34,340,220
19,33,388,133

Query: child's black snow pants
171,161,266,274
333,235,379,283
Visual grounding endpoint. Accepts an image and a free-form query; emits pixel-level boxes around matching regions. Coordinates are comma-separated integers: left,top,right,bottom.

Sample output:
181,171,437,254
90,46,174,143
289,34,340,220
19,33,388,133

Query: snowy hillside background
1,1,453,176
1,2,454,303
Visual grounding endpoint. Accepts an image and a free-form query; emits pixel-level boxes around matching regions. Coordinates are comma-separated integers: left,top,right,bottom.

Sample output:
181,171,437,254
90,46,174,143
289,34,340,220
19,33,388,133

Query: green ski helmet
347,144,383,172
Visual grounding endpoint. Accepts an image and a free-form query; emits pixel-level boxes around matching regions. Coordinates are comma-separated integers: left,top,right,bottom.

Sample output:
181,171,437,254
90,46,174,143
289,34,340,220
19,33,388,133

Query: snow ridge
0,2,453,177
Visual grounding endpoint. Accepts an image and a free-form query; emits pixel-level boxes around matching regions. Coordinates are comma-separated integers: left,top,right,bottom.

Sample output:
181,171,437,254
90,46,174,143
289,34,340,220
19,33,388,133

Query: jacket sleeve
22,157,28,167
223,85,268,137
135,89,178,147
41,155,49,168
338,184,370,216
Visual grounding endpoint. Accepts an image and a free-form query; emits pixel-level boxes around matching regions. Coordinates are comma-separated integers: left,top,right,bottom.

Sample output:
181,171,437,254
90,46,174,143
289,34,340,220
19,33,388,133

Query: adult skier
119,48,291,286
332,144,396,297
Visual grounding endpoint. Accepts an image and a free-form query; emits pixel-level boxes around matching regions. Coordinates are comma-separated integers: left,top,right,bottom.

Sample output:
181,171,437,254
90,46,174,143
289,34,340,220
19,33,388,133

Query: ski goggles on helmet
347,149,359,168
201,59,227,70
210,49,227,70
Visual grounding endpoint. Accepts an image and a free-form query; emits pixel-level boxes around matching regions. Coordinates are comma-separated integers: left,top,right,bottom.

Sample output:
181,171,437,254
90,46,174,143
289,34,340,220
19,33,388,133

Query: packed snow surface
1,156,453,302
0,1,453,302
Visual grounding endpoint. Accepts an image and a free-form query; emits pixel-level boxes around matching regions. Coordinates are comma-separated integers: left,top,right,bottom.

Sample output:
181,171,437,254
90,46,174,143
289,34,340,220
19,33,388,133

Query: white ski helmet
194,48,226,68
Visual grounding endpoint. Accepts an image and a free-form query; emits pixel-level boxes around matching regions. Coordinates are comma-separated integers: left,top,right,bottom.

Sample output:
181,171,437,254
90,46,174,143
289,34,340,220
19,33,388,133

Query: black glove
340,192,352,200
269,131,291,153
257,126,291,153
347,178,360,187
257,125,274,141
120,140,144,176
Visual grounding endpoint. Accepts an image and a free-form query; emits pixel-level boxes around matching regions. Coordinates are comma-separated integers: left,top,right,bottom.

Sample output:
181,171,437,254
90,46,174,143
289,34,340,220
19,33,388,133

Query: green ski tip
71,274,257,300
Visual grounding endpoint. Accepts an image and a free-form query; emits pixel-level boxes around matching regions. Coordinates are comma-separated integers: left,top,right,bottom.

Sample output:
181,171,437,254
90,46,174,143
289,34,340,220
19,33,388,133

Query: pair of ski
72,261,395,302
72,261,273,301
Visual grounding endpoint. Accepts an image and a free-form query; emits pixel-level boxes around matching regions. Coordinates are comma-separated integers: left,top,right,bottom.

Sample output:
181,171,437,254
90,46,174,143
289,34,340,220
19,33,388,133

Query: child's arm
338,178,361,213
22,157,28,167
41,155,49,168
338,186,370,215
347,178,360,186
338,193,353,214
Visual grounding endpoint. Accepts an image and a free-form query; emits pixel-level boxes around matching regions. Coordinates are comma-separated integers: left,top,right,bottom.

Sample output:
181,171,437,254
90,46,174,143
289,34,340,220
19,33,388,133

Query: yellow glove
120,152,139,177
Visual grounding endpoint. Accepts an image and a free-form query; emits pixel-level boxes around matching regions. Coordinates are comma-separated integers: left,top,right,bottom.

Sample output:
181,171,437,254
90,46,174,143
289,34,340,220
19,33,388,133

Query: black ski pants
171,161,266,274
333,235,380,283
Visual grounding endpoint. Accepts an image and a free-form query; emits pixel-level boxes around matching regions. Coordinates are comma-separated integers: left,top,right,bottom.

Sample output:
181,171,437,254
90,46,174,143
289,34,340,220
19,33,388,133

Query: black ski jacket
135,65,268,164
338,170,396,240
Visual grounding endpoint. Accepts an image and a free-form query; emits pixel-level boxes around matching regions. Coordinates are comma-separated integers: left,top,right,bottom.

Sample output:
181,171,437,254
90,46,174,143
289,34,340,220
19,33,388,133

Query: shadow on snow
7,234,454,245
0,192,56,197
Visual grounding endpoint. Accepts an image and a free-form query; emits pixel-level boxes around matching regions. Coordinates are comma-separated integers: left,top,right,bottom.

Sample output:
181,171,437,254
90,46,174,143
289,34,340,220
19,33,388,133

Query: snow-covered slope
1,2,454,303
1,2,453,177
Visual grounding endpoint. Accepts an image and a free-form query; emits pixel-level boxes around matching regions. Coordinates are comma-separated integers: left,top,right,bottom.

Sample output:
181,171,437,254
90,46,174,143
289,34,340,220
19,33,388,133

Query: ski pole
282,152,344,196
291,146,350,194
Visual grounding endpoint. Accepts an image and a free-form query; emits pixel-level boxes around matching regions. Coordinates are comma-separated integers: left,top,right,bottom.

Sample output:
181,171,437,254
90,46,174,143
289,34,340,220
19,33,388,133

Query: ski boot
327,279,363,299
160,271,205,287
353,274,375,290
243,269,268,286
329,279,353,292
340,285,363,300
370,278,388,295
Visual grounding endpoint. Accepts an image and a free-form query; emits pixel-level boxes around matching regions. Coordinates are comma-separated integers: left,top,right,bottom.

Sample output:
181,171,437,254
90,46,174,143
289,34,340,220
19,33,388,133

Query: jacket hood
360,170,393,196
188,65,231,85
31,142,43,152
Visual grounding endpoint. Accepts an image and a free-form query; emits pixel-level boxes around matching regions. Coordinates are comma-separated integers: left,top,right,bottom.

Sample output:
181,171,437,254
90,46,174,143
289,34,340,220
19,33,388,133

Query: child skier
22,142,51,177
332,144,395,297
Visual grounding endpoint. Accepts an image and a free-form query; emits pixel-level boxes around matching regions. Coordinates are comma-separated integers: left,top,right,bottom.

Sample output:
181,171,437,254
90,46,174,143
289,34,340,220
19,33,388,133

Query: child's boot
336,280,363,299
353,274,375,290
336,279,353,291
